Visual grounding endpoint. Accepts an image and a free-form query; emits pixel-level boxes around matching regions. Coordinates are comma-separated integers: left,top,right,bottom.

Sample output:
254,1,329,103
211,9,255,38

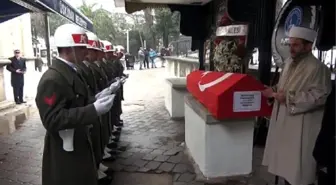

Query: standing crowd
137,47,171,70
33,23,128,185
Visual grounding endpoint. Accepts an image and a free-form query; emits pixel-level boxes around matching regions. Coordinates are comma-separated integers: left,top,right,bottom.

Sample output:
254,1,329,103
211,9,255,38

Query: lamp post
126,30,129,52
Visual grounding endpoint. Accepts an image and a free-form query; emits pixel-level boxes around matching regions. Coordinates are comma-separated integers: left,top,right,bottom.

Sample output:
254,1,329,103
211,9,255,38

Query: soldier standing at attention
35,24,115,185
76,32,116,185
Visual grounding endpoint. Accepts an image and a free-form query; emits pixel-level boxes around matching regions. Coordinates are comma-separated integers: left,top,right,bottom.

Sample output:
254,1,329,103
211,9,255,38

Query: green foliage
153,8,180,47
30,0,181,55
30,13,69,39
78,2,117,41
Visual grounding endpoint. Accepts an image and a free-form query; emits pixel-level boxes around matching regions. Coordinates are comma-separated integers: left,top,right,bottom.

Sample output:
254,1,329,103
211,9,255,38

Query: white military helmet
115,45,125,53
98,40,105,51
54,24,88,48
102,40,115,52
86,32,100,51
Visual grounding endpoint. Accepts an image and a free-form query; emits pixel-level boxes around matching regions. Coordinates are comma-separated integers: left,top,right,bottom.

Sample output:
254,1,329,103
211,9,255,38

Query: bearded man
261,26,332,185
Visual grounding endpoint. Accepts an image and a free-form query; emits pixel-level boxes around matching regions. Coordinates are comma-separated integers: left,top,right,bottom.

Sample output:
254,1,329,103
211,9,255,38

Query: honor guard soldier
88,38,121,159
35,24,116,185
113,47,129,125
103,42,128,127
76,32,116,184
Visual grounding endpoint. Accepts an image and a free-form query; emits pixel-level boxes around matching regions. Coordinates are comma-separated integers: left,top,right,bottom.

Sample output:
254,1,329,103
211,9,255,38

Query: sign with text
36,0,94,31
233,91,261,112
216,25,248,37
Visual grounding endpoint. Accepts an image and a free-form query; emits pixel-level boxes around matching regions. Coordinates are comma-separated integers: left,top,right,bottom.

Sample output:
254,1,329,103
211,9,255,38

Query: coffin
186,70,272,120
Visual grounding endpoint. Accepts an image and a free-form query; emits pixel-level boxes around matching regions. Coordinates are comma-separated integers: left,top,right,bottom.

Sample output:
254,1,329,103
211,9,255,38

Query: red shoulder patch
44,93,56,106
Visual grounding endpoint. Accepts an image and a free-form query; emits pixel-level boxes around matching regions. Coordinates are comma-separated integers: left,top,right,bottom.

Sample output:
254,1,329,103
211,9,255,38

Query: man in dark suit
7,49,26,104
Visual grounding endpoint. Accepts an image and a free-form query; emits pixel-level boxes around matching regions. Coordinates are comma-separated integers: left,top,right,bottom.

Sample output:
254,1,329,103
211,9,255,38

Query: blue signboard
284,7,303,34
36,0,94,31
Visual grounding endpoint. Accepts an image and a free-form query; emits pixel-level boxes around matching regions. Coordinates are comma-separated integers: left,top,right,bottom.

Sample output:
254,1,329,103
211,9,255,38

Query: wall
0,13,34,58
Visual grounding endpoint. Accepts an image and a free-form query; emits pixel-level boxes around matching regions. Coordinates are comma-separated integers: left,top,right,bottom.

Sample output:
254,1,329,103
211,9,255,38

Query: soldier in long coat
35,24,114,185
262,26,332,185
90,42,120,154
101,42,124,131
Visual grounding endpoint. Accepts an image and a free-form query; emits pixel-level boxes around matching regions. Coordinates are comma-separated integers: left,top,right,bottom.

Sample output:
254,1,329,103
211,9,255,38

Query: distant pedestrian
35,54,43,72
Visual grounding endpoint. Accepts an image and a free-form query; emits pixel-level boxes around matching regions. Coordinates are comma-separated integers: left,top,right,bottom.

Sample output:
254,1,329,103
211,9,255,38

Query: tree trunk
163,31,169,48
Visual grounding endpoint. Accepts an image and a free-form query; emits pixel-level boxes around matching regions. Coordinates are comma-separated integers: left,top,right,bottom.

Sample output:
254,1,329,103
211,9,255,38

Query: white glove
109,80,121,93
59,129,75,152
93,94,115,116
95,88,112,99
120,77,127,84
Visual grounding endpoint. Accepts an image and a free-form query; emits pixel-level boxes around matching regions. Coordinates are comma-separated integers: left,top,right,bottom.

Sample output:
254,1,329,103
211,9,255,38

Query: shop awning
0,0,34,23
35,0,94,31
1,0,93,31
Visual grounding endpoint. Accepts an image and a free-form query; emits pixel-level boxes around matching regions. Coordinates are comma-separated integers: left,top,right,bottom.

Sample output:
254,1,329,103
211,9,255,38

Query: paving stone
154,155,169,162
120,158,136,166
29,177,42,185
112,172,172,185
164,147,183,156
140,148,154,153
124,165,139,172
173,182,188,185
0,162,23,171
188,182,204,185
172,164,189,173
177,173,196,182
119,152,133,159
131,153,146,159
133,159,148,168
110,163,125,172
0,170,11,178
145,161,161,170
137,167,151,173
151,149,166,155
8,172,39,183
15,166,41,174
167,153,184,163
158,162,175,172
173,173,181,181
142,154,156,161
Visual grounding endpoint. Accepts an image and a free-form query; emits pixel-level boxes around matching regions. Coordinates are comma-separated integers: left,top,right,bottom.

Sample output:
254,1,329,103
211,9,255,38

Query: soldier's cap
14,49,20,53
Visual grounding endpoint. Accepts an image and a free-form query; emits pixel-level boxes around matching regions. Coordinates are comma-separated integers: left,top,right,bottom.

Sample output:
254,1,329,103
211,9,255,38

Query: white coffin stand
184,95,254,183
164,77,188,119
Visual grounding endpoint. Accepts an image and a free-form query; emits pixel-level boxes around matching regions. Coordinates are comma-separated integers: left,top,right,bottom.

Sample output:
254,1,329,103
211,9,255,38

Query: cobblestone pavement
0,67,275,185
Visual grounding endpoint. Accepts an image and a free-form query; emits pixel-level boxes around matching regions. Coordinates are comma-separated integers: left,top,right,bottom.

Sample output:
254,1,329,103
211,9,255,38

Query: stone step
0,104,31,135
0,101,16,112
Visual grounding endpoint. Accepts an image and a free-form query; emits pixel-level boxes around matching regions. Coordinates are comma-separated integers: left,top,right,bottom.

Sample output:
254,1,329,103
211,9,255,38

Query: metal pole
199,39,205,70
44,13,51,66
330,49,333,71
126,30,130,52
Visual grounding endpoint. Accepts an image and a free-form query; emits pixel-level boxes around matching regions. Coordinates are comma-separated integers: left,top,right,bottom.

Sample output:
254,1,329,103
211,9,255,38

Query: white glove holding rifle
120,76,127,84
109,80,121,93
94,94,116,116
95,87,112,99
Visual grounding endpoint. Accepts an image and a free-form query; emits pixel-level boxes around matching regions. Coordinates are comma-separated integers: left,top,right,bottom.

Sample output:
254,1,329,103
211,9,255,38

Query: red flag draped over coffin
186,70,272,120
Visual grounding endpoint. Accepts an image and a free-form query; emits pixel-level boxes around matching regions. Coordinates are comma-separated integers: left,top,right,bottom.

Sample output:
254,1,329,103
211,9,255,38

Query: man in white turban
261,26,332,185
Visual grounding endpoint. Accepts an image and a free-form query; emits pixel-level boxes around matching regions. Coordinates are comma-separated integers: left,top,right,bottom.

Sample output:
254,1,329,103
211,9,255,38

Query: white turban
288,26,317,42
